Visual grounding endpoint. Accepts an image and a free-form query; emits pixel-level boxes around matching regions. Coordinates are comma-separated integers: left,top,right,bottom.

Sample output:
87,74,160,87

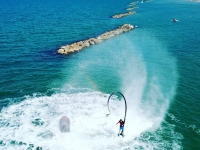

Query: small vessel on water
172,18,178,22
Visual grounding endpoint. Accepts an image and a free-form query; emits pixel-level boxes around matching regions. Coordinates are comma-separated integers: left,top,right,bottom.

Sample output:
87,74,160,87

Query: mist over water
119,31,179,146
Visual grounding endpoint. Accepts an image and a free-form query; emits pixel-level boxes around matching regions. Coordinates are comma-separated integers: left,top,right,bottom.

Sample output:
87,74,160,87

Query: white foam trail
0,93,128,149
0,91,179,150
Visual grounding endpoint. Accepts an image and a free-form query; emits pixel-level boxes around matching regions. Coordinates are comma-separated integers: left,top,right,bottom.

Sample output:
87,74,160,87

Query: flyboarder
107,92,127,137
116,119,125,137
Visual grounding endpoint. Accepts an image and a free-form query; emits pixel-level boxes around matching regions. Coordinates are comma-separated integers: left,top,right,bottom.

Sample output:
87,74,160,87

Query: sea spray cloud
120,31,178,129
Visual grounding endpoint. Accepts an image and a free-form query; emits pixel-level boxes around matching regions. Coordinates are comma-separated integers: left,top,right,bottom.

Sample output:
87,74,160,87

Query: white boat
172,18,178,22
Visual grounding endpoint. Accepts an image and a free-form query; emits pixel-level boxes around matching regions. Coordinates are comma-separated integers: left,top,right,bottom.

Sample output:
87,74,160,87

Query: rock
71,43,83,51
127,8,134,11
81,40,89,47
88,38,98,45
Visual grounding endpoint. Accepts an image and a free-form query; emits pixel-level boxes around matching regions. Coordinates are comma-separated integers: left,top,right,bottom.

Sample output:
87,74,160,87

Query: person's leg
121,127,124,135
120,126,123,135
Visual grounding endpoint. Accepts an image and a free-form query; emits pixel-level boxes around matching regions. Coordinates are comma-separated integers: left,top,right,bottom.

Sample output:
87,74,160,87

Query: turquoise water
0,0,200,149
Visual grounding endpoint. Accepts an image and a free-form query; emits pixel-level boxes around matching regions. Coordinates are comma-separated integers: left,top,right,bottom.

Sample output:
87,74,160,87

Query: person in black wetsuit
116,119,125,136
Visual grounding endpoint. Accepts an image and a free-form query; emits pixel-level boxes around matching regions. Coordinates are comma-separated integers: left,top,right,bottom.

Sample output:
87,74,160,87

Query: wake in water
0,90,182,150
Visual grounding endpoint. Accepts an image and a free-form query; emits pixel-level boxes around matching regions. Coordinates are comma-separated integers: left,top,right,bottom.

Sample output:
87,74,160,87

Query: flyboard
107,92,127,137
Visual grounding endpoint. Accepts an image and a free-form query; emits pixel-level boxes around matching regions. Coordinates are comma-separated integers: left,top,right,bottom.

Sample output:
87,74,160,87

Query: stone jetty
112,11,136,19
126,8,134,11
112,1,138,19
57,24,134,55
126,6,139,11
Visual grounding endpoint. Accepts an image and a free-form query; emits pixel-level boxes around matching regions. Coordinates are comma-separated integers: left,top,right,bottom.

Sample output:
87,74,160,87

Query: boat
172,18,178,22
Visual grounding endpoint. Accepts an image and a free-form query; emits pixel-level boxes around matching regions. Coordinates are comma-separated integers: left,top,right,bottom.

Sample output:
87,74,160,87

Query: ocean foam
0,91,182,150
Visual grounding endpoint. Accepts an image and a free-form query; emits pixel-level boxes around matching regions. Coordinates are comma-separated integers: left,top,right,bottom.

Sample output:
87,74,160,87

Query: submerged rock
58,24,134,55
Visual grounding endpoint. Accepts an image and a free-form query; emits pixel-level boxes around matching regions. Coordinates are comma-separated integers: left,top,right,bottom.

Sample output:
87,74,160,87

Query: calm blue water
0,0,200,149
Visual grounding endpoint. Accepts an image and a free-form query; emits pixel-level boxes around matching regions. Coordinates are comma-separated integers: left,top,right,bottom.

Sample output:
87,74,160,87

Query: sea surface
0,0,200,149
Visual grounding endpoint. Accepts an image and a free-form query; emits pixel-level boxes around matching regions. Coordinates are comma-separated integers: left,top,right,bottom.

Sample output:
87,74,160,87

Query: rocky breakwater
112,2,138,19
57,24,134,55
112,11,136,19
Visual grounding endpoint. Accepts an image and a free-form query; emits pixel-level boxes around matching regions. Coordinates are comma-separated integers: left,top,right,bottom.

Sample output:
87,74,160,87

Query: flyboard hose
107,92,127,124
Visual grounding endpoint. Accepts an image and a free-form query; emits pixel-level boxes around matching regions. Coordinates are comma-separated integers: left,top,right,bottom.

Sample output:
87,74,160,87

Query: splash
0,30,180,150
0,91,181,150
120,30,178,134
